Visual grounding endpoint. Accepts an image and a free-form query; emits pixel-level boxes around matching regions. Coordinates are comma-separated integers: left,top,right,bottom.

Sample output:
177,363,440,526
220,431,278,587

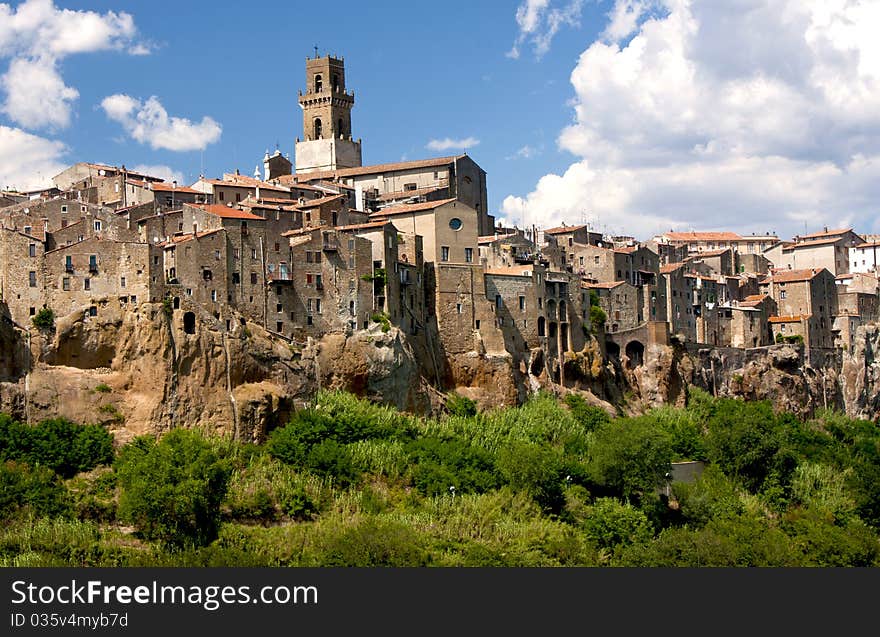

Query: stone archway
625,340,645,369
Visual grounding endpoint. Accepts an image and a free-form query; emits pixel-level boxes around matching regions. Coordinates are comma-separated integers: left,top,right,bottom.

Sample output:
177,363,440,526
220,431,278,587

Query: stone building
849,240,880,274
0,228,46,324
478,231,536,269
163,230,229,320
759,268,837,348
585,281,639,333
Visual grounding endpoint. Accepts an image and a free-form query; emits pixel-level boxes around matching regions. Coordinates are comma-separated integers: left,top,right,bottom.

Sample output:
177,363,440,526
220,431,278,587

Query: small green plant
590,305,607,334
97,403,125,424
94,383,112,394
162,297,173,317
371,312,391,333
361,268,387,287
31,307,54,330
446,392,478,417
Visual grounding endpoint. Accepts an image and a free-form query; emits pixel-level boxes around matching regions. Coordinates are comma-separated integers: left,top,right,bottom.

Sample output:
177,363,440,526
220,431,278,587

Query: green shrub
406,436,500,496
31,307,54,330
582,498,654,552
564,394,610,433
445,392,478,417
371,312,391,332
496,441,566,512
315,517,429,566
279,486,318,521
0,461,69,520
94,383,112,394
116,429,231,548
0,416,114,479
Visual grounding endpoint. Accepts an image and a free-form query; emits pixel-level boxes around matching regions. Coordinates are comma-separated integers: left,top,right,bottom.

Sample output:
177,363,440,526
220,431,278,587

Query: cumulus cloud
101,94,222,152
426,137,480,152
0,124,66,191
131,164,186,185
506,144,541,160
0,0,146,131
502,0,880,239
507,0,584,60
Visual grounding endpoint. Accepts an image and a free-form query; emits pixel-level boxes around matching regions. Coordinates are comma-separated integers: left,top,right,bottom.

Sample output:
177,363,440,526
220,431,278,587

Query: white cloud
502,0,880,239
101,94,222,152
0,0,146,131
506,144,541,160
1,57,78,129
0,124,66,191
426,137,480,152
131,164,185,185
507,0,584,60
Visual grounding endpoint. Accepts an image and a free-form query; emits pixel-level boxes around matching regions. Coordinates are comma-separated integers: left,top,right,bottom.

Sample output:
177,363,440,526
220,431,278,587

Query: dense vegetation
2,389,880,566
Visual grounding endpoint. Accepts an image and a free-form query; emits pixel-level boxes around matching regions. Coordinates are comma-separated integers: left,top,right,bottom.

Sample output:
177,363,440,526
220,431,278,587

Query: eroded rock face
841,325,880,420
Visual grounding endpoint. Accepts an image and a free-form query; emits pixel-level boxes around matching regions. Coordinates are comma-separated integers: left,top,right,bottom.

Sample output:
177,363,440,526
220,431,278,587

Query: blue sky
3,1,880,240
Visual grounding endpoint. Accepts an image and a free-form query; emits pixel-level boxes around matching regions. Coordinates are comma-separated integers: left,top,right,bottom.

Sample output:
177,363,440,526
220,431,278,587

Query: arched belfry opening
332,73,339,91
314,74,323,92
338,118,344,137
314,118,322,140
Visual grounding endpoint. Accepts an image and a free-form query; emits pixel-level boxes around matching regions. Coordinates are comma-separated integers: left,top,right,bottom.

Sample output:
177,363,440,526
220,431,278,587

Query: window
61,205,67,213
307,315,313,325
89,255,98,272
235,193,241,203
315,251,322,263
306,251,313,263
61,219,67,228
538,297,543,309
84,278,90,290
250,272,258,284
28,271,36,287
29,244,36,257
306,273,313,285
251,248,257,259
495,294,502,309
780,290,787,299
465,247,473,263
215,250,221,260
89,306,97,317
519,296,525,311
178,222,184,232
315,298,322,314
449,218,462,231
232,272,240,284
120,277,126,288
23,225,31,235
219,191,224,201
457,303,463,314
404,183,418,191
348,239,355,250
314,74,323,92
62,278,70,291
314,118,323,139
274,242,280,252
316,273,323,289
441,246,450,262
211,290,217,302
277,303,282,313
94,220,102,231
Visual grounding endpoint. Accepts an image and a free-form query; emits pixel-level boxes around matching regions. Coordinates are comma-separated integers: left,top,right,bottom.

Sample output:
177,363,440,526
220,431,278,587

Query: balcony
322,235,339,251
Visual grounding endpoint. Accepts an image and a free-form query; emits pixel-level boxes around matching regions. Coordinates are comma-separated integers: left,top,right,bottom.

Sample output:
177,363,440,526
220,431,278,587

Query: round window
449,217,463,231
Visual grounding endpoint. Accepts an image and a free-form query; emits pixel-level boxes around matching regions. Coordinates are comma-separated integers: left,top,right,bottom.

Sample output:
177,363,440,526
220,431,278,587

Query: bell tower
295,54,363,173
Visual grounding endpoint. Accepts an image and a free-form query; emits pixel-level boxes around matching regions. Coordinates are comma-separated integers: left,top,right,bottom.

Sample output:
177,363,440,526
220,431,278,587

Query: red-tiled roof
290,155,464,182
192,203,263,220
693,248,732,257
544,224,586,235
368,198,458,217
150,182,201,194
161,229,224,247
769,315,811,323
584,281,626,289
784,237,844,249
484,265,533,276
334,221,391,231
295,194,346,208
660,262,685,274
796,227,853,240
762,268,824,283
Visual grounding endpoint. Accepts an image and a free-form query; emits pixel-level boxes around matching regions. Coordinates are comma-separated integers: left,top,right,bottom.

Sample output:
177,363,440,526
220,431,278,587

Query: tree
496,441,566,512
588,416,673,502
582,498,653,552
116,429,230,547
0,416,113,479
0,461,69,520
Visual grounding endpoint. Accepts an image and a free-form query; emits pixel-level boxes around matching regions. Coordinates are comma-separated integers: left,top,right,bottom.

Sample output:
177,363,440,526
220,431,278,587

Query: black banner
1,568,876,634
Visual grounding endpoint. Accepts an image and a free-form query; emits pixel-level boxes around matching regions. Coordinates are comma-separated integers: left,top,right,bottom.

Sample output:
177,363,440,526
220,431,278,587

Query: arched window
332,74,339,91
314,118,322,139
314,74,323,92
537,316,546,337
338,118,344,136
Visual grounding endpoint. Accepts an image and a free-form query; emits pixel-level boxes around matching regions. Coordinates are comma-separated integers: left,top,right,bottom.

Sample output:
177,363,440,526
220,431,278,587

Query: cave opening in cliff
183,311,196,334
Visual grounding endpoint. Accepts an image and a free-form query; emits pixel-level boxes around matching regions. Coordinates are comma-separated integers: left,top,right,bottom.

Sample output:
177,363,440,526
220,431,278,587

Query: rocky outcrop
841,325,880,420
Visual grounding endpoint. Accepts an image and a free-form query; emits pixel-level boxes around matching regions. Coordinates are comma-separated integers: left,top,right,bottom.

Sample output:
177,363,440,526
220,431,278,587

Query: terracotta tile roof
192,203,263,220
334,221,391,231
281,226,322,237
664,231,742,242
269,176,327,191
161,229,224,247
150,182,201,194
484,265,534,276
660,262,685,274
743,294,767,302
768,315,811,323
544,224,586,235
796,227,853,240
613,246,636,254
784,237,843,249
761,268,824,283
290,155,464,182
853,241,880,249
368,198,458,217
584,281,626,289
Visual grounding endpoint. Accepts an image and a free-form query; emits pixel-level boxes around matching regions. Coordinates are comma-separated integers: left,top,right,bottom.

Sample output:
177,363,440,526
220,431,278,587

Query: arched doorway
625,340,645,369
183,311,196,334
